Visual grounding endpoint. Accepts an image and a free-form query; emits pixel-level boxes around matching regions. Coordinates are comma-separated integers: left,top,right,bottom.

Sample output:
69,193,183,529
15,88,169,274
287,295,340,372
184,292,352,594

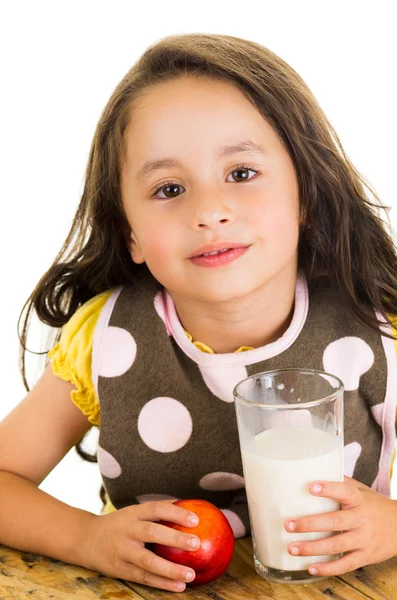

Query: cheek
138,221,179,265
255,200,300,247
142,235,170,260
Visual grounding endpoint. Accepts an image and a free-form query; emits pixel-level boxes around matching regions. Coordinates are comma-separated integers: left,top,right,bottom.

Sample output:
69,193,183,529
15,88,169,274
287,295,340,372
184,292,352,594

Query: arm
0,363,96,566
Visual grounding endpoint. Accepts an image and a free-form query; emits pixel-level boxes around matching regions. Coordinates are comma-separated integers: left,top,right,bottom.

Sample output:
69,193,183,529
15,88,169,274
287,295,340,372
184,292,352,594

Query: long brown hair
18,33,397,508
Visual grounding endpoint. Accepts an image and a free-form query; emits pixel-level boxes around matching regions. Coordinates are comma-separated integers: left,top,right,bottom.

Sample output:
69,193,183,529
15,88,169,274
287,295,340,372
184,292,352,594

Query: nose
190,194,234,231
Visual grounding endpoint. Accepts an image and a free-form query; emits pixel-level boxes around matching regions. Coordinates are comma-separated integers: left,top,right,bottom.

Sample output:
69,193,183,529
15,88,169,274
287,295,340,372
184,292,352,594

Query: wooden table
1,537,396,599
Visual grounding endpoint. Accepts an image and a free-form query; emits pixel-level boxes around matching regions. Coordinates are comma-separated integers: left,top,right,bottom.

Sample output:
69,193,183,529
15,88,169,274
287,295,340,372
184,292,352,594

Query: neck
168,267,298,354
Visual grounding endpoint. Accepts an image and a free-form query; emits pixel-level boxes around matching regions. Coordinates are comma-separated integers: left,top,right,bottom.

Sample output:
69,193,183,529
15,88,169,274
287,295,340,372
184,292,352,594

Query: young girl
1,32,397,593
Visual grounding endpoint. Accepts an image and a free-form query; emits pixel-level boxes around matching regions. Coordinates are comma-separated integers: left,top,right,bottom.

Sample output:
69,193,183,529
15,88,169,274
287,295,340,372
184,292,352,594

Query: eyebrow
135,140,267,184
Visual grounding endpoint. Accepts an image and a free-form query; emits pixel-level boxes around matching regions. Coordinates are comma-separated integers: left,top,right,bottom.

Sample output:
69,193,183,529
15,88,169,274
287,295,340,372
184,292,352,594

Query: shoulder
49,289,115,361
47,289,115,426
60,290,114,346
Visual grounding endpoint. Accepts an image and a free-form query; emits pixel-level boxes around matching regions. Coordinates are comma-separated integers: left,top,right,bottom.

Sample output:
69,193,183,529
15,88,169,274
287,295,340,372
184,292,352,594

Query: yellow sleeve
47,290,113,426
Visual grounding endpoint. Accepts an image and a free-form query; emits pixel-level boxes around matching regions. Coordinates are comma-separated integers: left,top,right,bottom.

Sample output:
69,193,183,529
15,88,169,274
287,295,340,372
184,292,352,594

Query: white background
1,0,396,514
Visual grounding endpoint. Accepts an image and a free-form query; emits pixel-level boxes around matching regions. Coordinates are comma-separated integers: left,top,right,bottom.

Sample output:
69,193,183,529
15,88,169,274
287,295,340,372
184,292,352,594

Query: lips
188,242,249,259
188,244,250,268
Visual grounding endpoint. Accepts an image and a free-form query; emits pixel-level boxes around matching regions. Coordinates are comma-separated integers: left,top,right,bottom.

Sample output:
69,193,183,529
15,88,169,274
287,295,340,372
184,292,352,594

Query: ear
123,226,145,264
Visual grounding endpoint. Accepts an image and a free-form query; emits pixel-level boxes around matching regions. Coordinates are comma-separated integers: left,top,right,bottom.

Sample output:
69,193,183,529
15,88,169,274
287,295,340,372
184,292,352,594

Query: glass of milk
233,369,344,584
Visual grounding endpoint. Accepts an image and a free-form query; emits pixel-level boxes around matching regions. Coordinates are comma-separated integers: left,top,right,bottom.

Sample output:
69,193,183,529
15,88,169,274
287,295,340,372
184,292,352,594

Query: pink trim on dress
92,287,122,396
372,312,397,497
162,274,309,367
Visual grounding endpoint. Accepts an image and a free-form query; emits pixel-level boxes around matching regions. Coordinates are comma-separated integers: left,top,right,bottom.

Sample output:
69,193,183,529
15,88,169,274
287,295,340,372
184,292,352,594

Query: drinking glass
234,368,344,584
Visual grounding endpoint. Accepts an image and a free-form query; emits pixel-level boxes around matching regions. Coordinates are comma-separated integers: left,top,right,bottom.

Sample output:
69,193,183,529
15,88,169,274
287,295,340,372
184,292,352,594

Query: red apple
151,499,235,586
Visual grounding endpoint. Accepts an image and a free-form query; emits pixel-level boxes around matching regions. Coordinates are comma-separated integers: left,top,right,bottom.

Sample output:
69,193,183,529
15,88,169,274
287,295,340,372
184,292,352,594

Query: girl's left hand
284,476,397,577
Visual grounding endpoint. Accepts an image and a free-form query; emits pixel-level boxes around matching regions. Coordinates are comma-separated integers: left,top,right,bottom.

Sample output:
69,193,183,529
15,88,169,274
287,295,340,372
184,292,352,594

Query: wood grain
1,539,397,599
339,558,397,600
123,537,371,600
0,545,140,599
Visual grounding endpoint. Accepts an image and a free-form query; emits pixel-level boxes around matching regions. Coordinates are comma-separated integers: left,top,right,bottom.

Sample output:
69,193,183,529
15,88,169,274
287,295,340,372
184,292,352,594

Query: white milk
241,426,343,571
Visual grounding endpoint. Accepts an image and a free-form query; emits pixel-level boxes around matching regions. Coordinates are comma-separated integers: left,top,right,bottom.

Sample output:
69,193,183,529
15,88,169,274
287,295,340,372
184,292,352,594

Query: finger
118,560,188,593
130,519,201,551
285,507,358,533
125,546,196,585
343,475,356,484
288,532,360,557
309,480,362,508
307,550,365,577
343,475,368,491
132,500,200,528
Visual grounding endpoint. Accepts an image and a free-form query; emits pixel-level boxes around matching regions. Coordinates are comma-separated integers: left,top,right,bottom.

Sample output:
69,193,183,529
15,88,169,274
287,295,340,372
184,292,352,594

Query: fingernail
289,545,299,555
188,514,199,525
309,567,318,575
287,521,296,531
189,537,200,549
175,582,186,590
312,484,322,494
184,571,195,581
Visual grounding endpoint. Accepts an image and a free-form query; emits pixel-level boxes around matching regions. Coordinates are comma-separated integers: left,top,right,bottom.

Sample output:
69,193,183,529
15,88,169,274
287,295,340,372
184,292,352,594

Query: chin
192,280,259,304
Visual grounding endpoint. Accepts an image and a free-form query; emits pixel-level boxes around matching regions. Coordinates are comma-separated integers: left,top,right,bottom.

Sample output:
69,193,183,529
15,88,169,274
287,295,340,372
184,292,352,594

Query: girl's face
121,76,300,304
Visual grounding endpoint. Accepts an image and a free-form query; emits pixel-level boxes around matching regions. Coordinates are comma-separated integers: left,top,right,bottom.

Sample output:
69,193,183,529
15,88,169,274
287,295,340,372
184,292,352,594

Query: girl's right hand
83,499,201,593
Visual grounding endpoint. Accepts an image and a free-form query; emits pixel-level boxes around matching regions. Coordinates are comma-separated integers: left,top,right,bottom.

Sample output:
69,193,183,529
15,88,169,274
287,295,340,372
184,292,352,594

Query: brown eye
152,182,185,199
162,184,182,198
226,165,258,184
232,167,250,182
151,165,258,199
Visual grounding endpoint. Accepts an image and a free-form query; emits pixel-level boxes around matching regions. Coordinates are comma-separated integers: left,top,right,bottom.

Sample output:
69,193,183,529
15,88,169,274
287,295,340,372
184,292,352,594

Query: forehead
127,76,276,140
123,76,285,175
130,76,252,120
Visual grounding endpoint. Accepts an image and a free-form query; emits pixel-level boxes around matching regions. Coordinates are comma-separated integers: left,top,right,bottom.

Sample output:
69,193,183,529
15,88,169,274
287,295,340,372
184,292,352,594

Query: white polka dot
154,291,172,335
371,403,384,427
138,397,193,452
199,472,245,491
99,326,137,377
323,337,374,391
344,442,362,477
221,509,246,538
137,494,179,503
277,383,285,390
97,445,122,478
199,365,248,403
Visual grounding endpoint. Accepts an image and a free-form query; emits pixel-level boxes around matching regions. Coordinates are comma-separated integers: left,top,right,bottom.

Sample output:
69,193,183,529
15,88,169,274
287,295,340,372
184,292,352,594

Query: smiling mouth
200,248,231,257
188,246,249,267
189,242,249,259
